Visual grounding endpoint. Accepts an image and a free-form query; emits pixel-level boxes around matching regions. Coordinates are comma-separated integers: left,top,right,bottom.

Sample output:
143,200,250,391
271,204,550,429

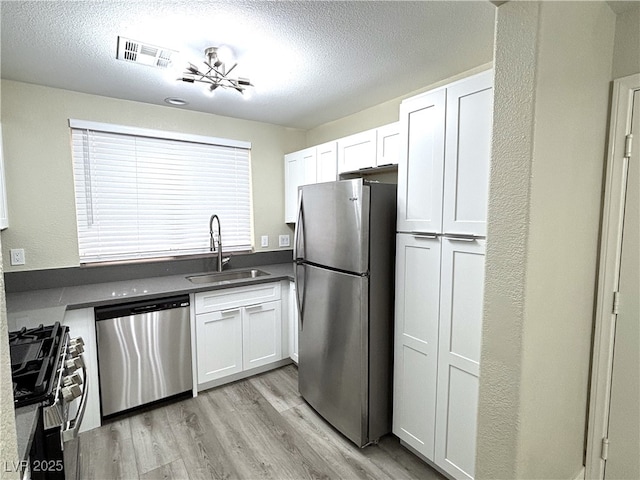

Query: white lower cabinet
393,234,485,480
243,300,282,370
194,282,283,386
288,280,299,363
393,234,441,459
196,308,243,383
62,308,101,433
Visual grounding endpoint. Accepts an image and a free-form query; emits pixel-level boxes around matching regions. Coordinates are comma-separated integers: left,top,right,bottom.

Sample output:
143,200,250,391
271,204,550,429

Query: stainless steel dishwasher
95,295,192,417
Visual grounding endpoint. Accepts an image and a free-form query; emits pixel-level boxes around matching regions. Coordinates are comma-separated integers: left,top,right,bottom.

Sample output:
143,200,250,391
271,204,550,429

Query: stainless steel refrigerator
294,178,397,447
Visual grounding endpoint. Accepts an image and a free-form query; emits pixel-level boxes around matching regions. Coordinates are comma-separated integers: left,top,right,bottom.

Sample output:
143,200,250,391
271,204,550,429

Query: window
70,120,252,264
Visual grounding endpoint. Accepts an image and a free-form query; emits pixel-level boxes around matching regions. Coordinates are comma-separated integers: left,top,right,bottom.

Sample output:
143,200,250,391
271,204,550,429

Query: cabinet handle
444,235,478,242
221,308,241,315
245,305,263,312
410,232,437,239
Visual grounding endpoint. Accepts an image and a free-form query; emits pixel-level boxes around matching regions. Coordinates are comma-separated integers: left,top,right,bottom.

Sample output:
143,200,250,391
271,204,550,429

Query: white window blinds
70,120,252,263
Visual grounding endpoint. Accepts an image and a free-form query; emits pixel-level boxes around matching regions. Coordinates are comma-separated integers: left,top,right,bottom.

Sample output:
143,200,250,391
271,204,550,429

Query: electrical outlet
279,235,290,247
10,248,25,266
261,235,269,247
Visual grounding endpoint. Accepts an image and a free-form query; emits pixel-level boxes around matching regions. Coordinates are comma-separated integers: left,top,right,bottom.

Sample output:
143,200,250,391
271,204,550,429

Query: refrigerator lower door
298,263,370,447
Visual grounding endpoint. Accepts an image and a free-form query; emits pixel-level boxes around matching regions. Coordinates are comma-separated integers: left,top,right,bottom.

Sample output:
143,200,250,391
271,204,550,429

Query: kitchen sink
186,269,270,284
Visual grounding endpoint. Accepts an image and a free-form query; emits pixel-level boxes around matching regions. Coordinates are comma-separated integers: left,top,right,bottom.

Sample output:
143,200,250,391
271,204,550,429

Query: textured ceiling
0,1,496,129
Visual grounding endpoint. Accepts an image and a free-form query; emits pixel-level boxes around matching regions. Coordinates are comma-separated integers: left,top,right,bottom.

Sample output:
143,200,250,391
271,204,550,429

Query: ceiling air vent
116,36,177,69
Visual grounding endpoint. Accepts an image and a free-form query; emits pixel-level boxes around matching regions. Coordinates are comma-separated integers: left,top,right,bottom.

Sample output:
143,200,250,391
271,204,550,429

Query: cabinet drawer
195,282,281,314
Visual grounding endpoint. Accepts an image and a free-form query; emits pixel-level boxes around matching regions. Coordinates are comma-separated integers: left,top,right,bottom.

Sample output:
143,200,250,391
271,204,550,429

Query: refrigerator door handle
294,261,306,328
293,190,304,260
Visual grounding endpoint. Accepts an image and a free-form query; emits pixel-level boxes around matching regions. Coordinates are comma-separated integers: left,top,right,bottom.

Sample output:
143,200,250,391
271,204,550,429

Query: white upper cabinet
285,122,397,223
284,152,302,224
315,141,337,183
376,121,400,167
284,146,317,223
0,125,9,230
397,89,446,234
397,70,493,236
336,123,400,174
442,70,493,237
337,129,377,173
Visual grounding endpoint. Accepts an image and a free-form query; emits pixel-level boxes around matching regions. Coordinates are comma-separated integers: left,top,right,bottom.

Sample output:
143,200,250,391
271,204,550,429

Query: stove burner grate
9,322,65,407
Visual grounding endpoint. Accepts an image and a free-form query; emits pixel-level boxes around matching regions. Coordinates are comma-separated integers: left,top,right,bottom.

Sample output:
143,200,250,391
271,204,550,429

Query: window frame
69,119,254,265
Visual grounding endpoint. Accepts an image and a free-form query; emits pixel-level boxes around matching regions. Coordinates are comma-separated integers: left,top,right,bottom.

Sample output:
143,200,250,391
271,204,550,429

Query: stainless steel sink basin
186,269,270,284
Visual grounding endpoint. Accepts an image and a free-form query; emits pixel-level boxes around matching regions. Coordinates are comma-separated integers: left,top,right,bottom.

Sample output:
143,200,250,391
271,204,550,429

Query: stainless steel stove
9,322,87,480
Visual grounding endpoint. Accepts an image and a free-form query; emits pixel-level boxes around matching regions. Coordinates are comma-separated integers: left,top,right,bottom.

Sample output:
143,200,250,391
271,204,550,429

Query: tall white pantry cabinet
393,70,493,480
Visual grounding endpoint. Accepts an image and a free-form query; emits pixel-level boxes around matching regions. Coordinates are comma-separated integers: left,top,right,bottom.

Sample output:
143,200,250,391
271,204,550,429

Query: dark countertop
7,262,294,328
14,404,39,466
9,261,294,463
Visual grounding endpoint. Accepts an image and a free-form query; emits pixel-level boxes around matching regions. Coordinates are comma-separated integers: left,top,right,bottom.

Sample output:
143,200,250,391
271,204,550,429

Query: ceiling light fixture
179,46,253,95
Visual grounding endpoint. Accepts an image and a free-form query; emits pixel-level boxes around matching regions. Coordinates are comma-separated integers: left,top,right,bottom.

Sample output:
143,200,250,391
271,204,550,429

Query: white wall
0,81,306,272
305,63,493,147
612,3,640,79
477,2,615,479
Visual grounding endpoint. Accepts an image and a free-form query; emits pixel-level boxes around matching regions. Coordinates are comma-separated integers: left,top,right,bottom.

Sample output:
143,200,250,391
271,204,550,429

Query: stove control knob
61,384,82,402
70,337,85,348
65,357,84,371
63,372,83,386
69,344,84,356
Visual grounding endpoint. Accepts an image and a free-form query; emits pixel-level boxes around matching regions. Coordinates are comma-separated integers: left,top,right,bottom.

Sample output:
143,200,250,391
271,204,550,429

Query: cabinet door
196,308,243,384
393,233,441,460
443,70,493,236
397,89,446,234
300,147,317,186
243,300,282,370
284,147,317,223
337,129,377,173
285,152,303,223
435,237,485,480
376,122,400,167
316,141,337,183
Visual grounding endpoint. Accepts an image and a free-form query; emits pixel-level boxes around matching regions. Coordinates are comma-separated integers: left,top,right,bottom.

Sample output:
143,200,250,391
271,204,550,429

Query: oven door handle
62,360,88,442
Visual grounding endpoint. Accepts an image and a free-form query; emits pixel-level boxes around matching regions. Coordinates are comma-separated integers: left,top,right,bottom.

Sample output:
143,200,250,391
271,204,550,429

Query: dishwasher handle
95,295,190,321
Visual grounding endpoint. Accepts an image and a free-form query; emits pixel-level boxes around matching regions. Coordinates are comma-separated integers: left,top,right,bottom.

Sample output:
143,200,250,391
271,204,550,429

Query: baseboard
398,439,454,480
196,358,293,393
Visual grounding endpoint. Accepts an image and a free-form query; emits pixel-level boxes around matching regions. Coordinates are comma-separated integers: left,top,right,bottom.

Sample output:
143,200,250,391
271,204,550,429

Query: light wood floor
78,364,445,480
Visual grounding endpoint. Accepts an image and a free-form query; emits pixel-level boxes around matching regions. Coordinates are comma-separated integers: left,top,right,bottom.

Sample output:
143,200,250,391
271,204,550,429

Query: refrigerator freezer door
298,263,369,446
296,179,369,274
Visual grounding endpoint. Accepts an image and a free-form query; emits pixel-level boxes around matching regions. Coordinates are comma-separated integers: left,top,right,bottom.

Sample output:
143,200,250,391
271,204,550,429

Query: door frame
585,73,640,480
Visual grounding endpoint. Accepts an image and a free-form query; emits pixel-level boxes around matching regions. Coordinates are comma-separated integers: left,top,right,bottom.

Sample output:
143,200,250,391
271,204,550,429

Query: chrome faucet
209,214,226,272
